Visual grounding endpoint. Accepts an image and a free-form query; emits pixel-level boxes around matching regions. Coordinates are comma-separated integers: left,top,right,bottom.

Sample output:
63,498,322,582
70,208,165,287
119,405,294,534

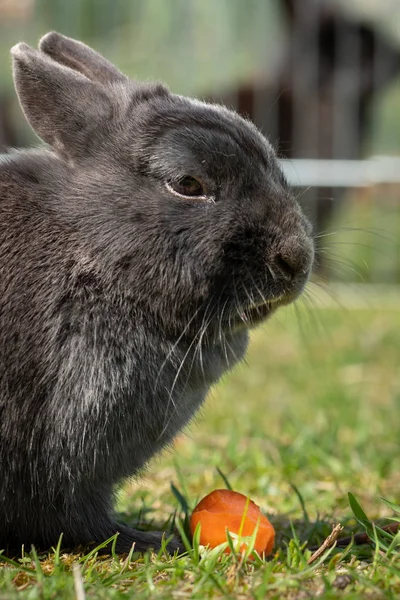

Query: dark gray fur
0,33,314,555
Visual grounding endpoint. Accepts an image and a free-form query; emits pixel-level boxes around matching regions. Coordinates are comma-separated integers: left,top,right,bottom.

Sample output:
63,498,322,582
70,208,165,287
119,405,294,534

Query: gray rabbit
0,33,314,555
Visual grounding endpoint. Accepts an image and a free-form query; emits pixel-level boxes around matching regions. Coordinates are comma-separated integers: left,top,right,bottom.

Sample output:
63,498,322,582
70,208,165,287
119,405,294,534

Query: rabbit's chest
50,305,248,482
91,328,248,478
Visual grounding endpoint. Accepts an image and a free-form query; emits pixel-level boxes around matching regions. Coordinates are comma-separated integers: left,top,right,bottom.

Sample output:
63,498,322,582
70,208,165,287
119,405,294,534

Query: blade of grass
216,467,233,491
0,553,36,575
29,546,45,585
170,483,190,515
348,493,371,528
52,534,63,572
290,483,310,524
380,497,400,515
78,534,119,569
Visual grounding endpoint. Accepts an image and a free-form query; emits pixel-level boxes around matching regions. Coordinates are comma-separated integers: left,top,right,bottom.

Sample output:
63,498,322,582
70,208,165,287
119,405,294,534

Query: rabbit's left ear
39,32,128,85
11,42,112,159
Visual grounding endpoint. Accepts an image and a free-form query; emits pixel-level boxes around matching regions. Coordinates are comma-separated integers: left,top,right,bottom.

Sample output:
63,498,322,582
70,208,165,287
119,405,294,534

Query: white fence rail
279,156,400,188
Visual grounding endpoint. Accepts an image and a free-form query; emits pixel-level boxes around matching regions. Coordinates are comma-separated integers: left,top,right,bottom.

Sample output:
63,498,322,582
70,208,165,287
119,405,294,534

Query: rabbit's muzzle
227,216,314,329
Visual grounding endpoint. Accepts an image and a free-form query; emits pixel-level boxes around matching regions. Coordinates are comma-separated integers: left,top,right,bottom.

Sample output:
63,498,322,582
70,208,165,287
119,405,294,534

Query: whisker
315,225,396,244
266,263,277,281
218,296,232,369
159,296,217,441
153,303,204,394
294,185,313,202
157,324,205,442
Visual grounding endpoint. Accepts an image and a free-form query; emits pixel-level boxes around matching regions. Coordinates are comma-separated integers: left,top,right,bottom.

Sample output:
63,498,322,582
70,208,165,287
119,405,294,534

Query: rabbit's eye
167,176,205,198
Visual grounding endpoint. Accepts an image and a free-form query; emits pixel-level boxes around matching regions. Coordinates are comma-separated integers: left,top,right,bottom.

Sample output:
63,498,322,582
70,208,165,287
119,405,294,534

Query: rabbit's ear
39,32,127,85
11,42,112,159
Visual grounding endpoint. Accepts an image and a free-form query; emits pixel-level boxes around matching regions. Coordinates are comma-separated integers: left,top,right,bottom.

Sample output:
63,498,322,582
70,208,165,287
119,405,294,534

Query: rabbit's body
0,149,248,552
0,33,314,554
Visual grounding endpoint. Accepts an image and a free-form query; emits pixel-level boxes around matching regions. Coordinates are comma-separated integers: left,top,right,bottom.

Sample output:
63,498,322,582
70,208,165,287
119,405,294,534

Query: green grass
1,291,400,599
323,186,400,285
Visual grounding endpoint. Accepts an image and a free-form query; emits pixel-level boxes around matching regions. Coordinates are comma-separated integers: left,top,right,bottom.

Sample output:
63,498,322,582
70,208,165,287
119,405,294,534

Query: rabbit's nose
273,238,314,282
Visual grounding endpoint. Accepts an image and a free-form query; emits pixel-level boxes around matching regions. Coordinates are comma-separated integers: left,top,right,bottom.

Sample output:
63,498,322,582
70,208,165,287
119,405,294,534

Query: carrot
190,489,275,556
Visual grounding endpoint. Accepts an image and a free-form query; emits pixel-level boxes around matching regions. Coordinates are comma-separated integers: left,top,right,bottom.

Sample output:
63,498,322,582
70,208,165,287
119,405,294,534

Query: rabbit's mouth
232,294,294,330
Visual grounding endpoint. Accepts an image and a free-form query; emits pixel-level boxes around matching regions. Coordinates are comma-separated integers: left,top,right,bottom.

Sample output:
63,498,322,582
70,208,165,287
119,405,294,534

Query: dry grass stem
307,524,344,565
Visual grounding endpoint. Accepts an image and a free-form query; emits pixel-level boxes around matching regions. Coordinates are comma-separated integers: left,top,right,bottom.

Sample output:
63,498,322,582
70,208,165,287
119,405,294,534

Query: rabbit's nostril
273,239,314,281
275,252,297,280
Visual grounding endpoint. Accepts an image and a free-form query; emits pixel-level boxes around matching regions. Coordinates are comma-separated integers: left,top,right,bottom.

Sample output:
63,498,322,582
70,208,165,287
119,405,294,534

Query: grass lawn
1,287,399,599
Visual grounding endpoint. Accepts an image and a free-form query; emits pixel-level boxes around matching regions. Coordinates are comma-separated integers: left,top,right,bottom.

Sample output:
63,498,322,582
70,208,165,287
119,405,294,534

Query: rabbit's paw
114,524,184,556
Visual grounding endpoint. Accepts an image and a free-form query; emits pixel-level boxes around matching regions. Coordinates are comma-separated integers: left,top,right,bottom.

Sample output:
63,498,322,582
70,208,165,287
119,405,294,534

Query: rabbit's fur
0,33,314,555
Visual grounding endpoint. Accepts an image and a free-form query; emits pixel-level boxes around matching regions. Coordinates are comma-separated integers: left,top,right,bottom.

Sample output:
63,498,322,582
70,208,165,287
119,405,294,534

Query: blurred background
0,0,399,283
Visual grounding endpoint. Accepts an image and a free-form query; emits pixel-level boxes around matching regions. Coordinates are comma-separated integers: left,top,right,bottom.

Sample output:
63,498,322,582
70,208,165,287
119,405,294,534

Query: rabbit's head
11,33,314,340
